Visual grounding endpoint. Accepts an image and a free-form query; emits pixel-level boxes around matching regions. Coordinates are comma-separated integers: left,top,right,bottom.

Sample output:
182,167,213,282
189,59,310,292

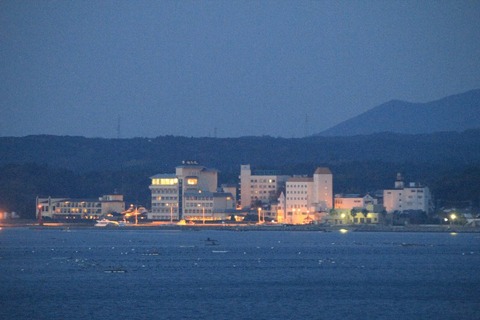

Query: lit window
187,178,198,185
152,178,178,185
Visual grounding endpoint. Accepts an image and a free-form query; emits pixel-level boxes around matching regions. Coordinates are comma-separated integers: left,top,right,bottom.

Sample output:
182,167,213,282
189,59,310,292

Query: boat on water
95,219,119,227
204,237,219,246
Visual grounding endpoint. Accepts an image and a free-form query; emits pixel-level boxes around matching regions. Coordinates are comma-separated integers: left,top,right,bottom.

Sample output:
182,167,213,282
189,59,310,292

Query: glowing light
152,178,178,185
187,178,198,185
339,228,348,234
450,232,457,236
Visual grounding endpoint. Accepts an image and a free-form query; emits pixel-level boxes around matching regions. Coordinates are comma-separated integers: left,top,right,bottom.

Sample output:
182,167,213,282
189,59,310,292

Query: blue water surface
0,228,479,320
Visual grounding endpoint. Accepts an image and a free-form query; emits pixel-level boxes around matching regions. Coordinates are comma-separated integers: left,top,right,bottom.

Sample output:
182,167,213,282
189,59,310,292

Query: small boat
104,268,127,273
95,219,118,227
204,237,219,246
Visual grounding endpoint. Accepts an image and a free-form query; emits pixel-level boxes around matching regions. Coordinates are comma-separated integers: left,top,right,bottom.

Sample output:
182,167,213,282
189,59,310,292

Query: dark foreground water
0,228,479,320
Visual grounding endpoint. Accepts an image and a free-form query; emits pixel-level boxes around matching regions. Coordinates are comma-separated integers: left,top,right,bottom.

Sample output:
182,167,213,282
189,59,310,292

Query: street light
340,213,346,224
450,213,457,225
37,204,43,226
198,203,205,224
130,204,138,225
167,203,175,224
257,207,262,224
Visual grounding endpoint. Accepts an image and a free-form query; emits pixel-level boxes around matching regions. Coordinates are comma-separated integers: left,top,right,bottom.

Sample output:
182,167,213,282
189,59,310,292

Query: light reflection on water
0,228,479,320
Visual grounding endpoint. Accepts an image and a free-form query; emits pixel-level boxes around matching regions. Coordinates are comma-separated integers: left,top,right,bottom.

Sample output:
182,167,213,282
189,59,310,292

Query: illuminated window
187,178,198,185
152,178,178,185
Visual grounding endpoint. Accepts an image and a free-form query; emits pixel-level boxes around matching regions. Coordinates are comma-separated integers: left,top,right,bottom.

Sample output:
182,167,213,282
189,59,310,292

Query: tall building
312,167,333,211
383,173,432,214
278,167,333,224
239,164,289,209
149,162,234,221
285,176,314,224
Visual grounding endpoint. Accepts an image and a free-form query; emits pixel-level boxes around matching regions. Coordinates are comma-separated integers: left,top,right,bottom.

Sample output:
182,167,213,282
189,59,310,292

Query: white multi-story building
149,162,234,221
383,173,432,214
277,167,333,224
36,194,125,220
183,191,235,221
312,167,333,211
239,164,290,209
285,176,314,224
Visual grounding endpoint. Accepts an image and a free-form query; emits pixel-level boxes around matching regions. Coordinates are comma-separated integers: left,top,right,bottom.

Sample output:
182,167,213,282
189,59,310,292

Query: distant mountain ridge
318,89,480,136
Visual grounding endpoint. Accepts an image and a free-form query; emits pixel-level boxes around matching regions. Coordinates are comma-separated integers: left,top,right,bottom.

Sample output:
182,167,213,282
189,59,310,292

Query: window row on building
36,195,125,220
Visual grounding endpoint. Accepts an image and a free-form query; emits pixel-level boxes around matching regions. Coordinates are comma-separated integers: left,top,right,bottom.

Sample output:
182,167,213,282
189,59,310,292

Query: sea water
0,228,479,320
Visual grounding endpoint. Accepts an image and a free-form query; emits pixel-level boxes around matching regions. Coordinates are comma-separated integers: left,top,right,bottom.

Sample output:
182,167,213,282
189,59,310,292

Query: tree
380,209,388,225
361,208,368,218
350,208,357,223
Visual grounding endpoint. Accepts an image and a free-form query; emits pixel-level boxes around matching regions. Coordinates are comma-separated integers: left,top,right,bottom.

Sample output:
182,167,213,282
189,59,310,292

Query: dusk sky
1,1,479,138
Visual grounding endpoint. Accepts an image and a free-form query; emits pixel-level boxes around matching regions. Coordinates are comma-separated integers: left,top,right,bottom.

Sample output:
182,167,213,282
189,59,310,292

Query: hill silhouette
319,89,480,136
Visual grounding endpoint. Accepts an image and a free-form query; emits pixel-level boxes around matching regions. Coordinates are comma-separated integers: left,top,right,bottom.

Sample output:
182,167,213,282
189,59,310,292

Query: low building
0,212,20,220
182,191,235,222
383,173,432,214
36,194,125,220
334,194,377,210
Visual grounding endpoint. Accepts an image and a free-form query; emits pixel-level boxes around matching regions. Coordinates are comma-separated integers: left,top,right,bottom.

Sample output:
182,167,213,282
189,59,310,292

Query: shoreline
1,220,479,233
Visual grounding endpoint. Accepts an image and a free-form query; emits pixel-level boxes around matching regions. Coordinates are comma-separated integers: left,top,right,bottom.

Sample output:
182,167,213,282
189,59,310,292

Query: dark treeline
1,130,479,218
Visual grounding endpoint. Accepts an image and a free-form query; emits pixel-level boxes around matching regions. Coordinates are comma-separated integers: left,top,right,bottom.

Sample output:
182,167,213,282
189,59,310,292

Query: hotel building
36,194,125,220
278,167,333,224
148,162,235,221
239,164,290,209
383,173,432,214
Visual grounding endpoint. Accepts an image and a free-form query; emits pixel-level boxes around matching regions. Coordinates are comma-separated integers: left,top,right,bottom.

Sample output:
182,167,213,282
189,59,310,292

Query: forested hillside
1,130,479,218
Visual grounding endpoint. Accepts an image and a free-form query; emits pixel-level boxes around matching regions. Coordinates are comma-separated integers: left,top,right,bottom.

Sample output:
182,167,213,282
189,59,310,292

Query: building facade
312,167,333,211
239,164,290,209
334,194,377,210
383,173,432,214
284,177,313,224
276,167,333,224
36,194,125,220
148,162,234,221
